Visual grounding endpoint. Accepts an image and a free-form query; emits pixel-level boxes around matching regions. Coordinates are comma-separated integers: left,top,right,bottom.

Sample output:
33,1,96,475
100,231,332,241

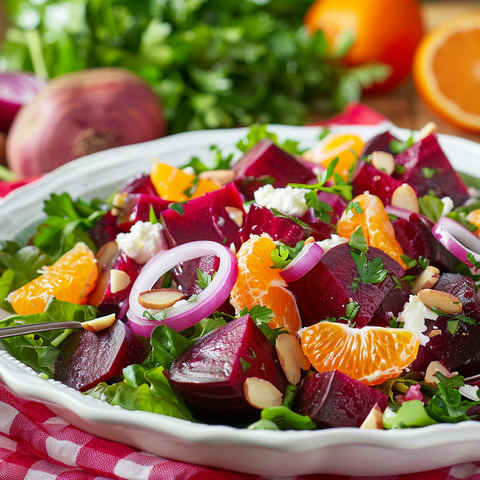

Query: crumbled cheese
459,385,480,401
398,295,438,346
317,235,349,254
254,184,309,217
440,196,454,217
116,221,168,264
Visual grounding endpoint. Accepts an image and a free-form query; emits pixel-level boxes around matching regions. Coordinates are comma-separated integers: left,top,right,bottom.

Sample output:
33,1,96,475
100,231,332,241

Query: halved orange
150,163,220,202
230,235,301,335
301,322,419,386
337,193,406,268
413,14,480,132
9,243,98,315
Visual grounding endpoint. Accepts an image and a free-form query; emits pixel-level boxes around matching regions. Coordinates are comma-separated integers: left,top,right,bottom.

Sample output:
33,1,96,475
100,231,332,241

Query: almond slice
110,269,131,294
275,334,311,385
225,206,244,227
412,266,440,294
138,289,185,310
417,289,462,314
424,360,457,384
96,241,118,272
82,314,116,332
371,151,395,176
111,192,128,216
391,184,420,213
414,121,438,143
243,377,283,409
360,404,384,430
198,169,235,186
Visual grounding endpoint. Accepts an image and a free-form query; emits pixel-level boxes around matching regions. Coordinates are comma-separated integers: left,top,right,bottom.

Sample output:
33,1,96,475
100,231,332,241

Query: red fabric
1,102,479,479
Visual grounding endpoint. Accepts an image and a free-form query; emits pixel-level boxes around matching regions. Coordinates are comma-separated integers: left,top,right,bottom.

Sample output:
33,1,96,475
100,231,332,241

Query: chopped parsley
349,226,368,254
350,250,388,291
169,202,185,216
195,268,214,290
143,310,167,321
240,358,251,372
270,241,305,269
422,167,439,179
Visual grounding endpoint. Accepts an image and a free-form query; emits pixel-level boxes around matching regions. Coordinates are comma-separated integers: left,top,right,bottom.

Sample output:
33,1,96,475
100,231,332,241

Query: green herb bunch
1,0,389,133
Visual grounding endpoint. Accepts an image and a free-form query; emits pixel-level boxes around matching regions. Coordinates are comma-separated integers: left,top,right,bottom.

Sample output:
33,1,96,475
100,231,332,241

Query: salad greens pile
1,0,389,133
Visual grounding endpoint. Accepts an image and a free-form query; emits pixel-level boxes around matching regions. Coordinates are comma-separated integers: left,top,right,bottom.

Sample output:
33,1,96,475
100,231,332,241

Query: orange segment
150,163,220,202
413,14,480,133
230,235,301,335
337,193,406,268
467,209,480,236
9,243,98,315
303,133,364,182
301,322,419,386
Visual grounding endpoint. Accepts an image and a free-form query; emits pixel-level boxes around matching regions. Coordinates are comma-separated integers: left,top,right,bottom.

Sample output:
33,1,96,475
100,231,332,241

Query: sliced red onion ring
280,242,324,283
127,241,238,336
385,205,434,228
432,217,480,273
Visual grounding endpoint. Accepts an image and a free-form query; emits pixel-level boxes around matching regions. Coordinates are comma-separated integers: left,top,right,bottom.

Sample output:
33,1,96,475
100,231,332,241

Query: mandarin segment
301,322,419,386
337,193,406,268
9,243,98,315
230,235,301,335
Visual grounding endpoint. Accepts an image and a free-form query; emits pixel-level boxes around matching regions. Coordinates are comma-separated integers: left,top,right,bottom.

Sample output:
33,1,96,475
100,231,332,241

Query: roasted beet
161,183,245,250
119,172,158,196
361,131,400,156
393,134,469,207
427,274,480,370
369,282,410,327
294,370,389,428
171,255,219,297
232,139,316,200
240,204,310,247
116,193,171,232
351,160,404,205
54,320,148,392
165,314,286,425
88,211,122,249
288,243,405,328
393,213,460,273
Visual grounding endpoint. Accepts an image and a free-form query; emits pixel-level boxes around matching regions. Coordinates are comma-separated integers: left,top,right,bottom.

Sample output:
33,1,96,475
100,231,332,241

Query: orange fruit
230,235,301,335
413,14,480,133
301,322,419,386
303,133,364,182
337,193,406,269
304,0,424,92
150,163,220,202
467,209,480,236
9,243,98,315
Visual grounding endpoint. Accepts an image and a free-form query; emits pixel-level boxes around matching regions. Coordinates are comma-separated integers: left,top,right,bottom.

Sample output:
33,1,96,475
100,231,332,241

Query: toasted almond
429,329,442,338
110,269,131,294
391,184,420,213
225,206,244,227
243,377,283,409
424,360,457,384
198,169,235,186
360,404,384,430
412,266,440,294
111,192,128,216
96,241,118,272
371,151,395,176
275,334,311,385
82,314,116,332
138,289,185,310
417,289,462,314
414,121,438,143
304,236,316,245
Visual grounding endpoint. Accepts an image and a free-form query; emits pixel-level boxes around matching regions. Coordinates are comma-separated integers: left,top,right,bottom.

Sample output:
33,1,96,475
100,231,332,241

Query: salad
2,123,480,431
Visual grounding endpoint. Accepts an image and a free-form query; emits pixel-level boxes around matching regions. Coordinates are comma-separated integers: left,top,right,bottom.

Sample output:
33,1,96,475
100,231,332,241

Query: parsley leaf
349,227,368,254
270,241,305,270
239,305,274,324
418,195,444,223
304,190,333,223
467,252,480,271
181,145,234,175
400,254,418,270
422,167,439,179
144,310,167,322
389,133,414,155
351,251,388,287
149,205,159,224
195,268,213,290
169,202,185,216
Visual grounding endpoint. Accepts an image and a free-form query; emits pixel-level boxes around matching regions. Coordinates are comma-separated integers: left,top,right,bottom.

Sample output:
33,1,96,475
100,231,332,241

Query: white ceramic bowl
2,123,480,476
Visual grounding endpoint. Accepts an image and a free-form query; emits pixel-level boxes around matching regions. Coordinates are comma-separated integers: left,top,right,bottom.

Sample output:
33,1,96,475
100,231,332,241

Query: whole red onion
6,68,166,176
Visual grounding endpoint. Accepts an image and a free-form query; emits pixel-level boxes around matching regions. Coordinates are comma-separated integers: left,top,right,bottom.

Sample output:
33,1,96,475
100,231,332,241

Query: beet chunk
232,139,316,200
54,320,148,392
240,204,310,247
427,274,480,371
116,194,171,232
166,314,286,425
119,172,158,196
393,134,469,207
89,211,122,249
393,213,460,273
294,370,388,428
161,183,245,250
361,131,399,156
288,243,405,328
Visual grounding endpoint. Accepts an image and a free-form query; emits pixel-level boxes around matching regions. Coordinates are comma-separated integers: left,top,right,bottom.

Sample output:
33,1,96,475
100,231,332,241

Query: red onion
280,242,324,283
127,241,238,336
385,205,434,228
6,68,166,176
0,71,47,134
432,217,480,273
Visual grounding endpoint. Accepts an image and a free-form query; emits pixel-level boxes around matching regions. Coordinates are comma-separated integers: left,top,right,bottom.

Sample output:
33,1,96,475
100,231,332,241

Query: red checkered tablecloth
2,103,480,479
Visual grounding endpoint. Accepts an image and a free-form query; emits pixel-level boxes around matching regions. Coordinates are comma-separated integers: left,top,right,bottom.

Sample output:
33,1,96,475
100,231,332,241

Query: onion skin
7,68,166,176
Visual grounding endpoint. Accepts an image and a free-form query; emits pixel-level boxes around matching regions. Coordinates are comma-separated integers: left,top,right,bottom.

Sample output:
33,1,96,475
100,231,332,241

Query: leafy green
389,134,414,155
87,366,195,421
270,209,310,229
400,254,417,270
383,400,437,429
181,145,234,175
349,226,368,254
422,167,438,179
418,195,444,223
33,193,106,261
0,299,96,376
467,252,480,271
149,205,159,224
180,316,227,342
240,305,274,325
195,268,214,290
143,310,167,322
255,406,316,430
169,202,185,216
350,250,387,291
1,0,389,134
282,383,297,409
304,190,334,223
146,325,193,370
270,241,305,269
